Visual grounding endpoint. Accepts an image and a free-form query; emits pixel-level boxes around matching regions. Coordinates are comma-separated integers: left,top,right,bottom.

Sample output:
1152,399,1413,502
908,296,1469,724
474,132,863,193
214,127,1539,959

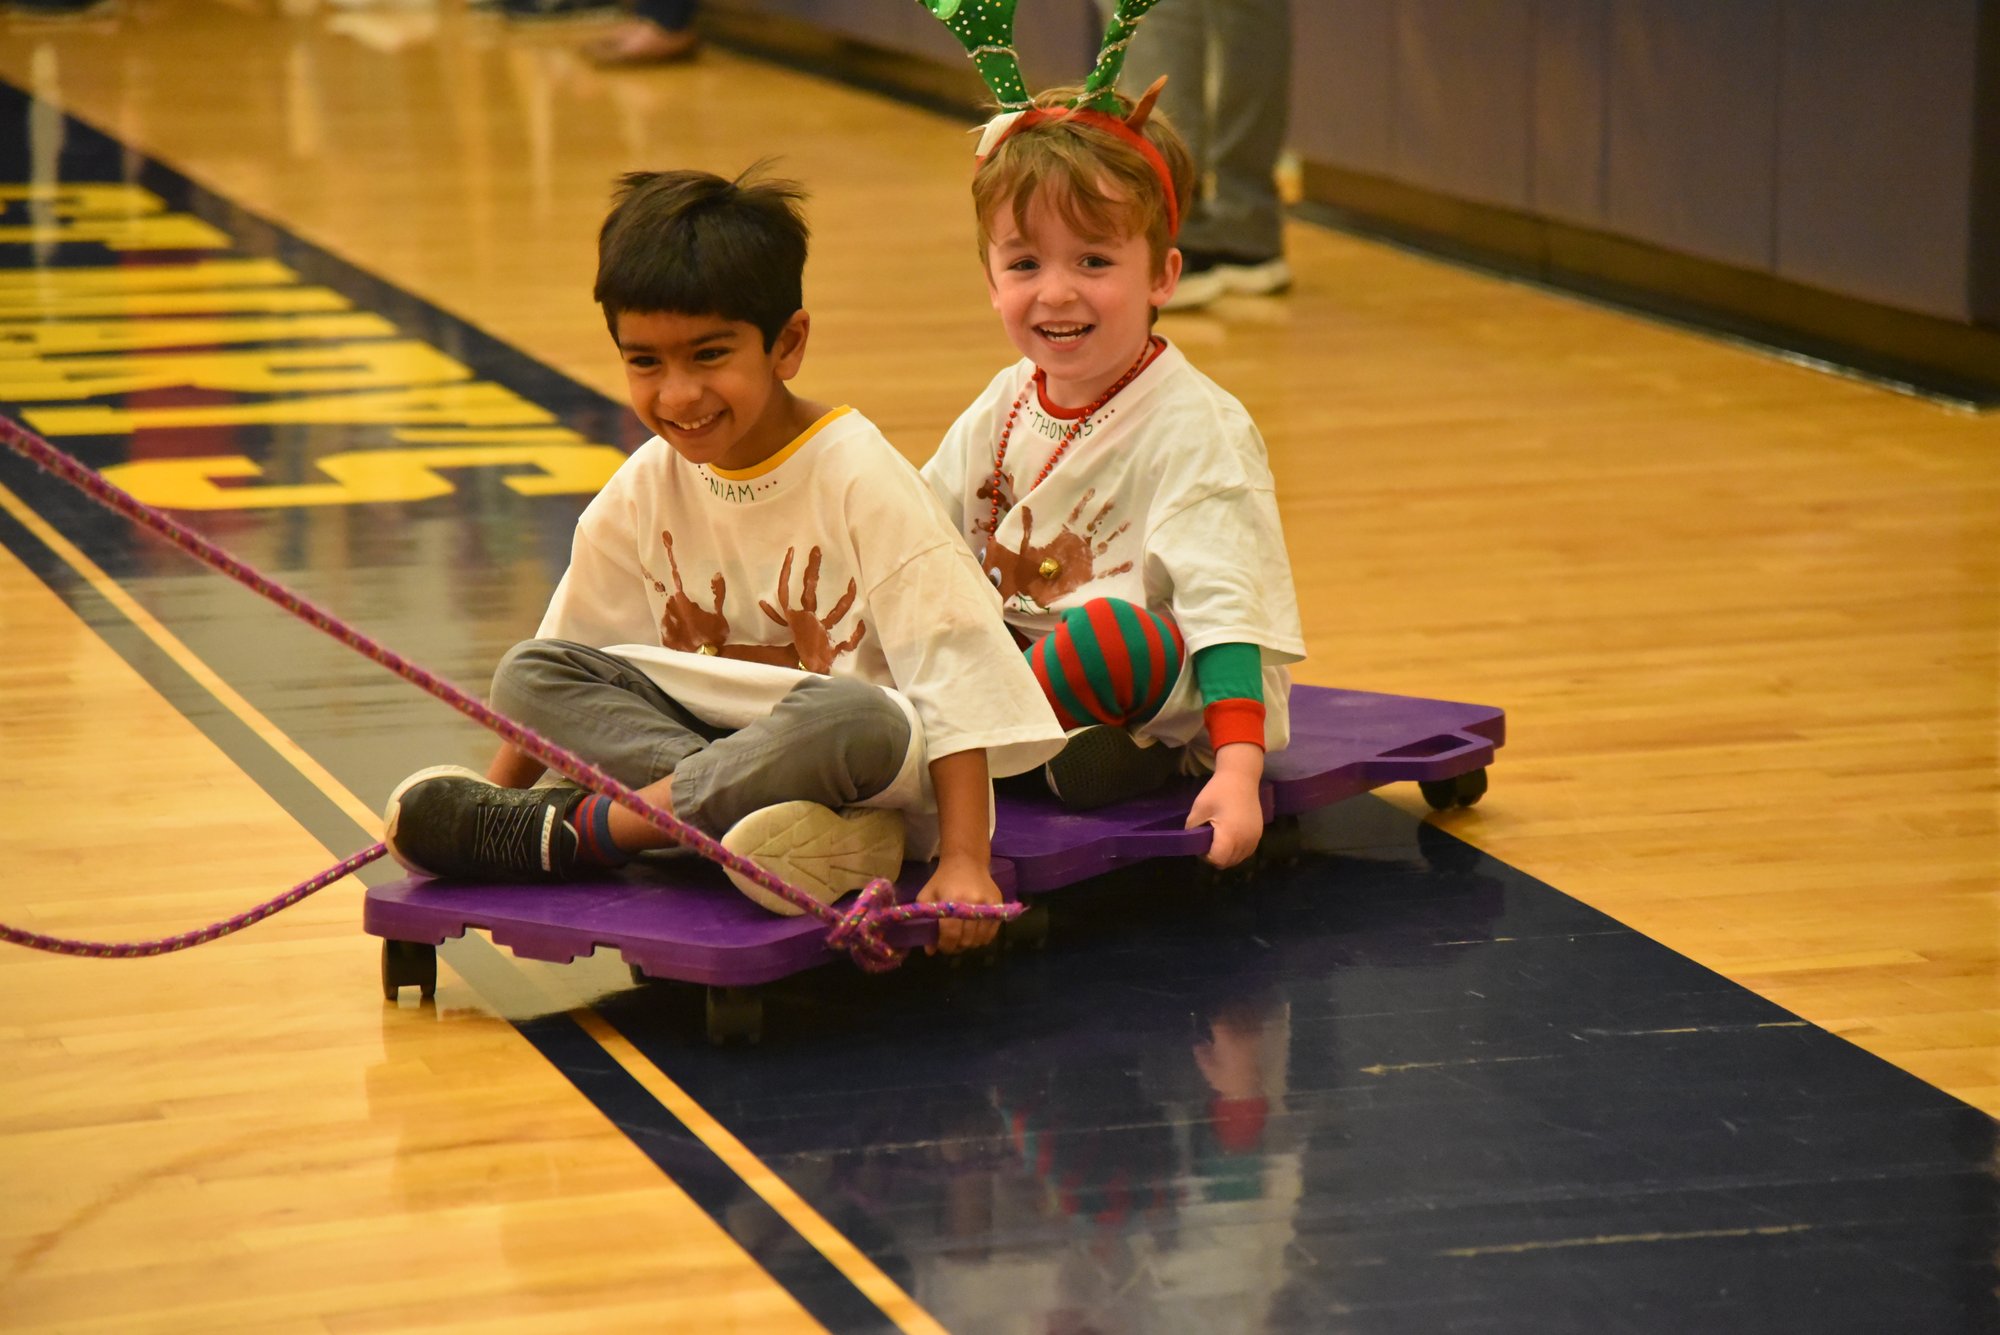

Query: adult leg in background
1111,0,1294,305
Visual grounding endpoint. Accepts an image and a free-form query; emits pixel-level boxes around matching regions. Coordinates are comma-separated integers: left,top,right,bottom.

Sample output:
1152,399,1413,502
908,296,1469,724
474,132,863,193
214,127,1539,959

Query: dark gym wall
1288,0,1992,327
710,0,1999,350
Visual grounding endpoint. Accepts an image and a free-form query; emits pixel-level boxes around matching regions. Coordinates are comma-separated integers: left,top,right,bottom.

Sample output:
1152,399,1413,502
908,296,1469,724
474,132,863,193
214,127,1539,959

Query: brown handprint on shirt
985,489,1133,610
639,528,731,654
759,545,868,673
639,528,806,668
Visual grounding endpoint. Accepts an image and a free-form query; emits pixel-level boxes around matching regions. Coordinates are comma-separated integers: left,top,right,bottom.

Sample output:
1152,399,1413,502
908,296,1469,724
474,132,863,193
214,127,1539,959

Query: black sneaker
1043,727,1184,810
501,0,617,19
384,765,583,882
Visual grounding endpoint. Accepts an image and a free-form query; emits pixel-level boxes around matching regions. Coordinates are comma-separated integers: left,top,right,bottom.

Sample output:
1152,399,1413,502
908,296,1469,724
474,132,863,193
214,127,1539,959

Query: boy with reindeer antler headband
918,0,1305,869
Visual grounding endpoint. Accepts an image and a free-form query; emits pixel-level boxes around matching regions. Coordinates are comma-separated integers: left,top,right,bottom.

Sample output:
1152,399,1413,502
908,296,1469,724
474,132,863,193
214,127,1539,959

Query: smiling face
614,308,811,472
983,183,1181,408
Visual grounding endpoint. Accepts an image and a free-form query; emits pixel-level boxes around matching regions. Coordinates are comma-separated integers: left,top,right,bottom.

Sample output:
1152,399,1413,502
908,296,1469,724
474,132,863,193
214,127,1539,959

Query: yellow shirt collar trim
707,405,851,481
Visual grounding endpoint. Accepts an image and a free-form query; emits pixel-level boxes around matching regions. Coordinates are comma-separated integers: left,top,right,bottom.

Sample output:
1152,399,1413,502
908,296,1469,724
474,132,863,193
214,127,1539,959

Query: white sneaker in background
1167,249,1293,312
1165,264,1227,311
1215,254,1293,296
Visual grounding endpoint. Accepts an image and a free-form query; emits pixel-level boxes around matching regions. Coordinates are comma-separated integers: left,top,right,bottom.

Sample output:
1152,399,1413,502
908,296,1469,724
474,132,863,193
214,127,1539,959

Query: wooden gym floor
0,5,1993,1331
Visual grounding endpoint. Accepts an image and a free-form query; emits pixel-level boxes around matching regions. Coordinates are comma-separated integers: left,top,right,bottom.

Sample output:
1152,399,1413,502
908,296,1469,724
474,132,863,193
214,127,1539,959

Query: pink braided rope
0,416,1018,971
0,844,387,958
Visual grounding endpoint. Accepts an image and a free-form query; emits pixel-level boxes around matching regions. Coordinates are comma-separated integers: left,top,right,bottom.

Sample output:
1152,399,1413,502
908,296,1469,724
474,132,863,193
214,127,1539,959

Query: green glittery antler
915,0,1031,111
915,0,1166,115
1077,0,1165,111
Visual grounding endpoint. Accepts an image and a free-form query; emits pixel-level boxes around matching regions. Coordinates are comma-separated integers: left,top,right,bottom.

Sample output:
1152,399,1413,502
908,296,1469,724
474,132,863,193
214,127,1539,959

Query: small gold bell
697,644,716,656
1038,558,1062,580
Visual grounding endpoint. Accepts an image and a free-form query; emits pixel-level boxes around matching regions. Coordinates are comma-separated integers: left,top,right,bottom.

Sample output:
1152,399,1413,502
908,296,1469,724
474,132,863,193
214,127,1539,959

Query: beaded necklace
984,335,1164,545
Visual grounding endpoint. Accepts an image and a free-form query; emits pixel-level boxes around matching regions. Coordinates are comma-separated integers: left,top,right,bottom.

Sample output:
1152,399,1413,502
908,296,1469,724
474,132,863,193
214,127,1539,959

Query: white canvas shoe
1164,265,1226,311
1166,249,1293,311
1215,254,1293,296
719,802,906,916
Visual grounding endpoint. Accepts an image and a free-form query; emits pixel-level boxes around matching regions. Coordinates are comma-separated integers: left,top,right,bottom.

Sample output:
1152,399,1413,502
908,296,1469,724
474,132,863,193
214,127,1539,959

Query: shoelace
473,795,560,875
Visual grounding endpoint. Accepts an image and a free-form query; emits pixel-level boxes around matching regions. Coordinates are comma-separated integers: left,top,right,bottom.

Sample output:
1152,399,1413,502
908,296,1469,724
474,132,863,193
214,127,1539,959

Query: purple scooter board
991,684,1503,891
365,685,1501,1041
365,856,1019,1037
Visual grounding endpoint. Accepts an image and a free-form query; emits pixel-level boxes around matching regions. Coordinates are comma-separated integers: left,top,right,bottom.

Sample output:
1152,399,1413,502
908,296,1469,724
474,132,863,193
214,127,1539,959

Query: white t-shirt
539,406,1065,782
923,342,1305,753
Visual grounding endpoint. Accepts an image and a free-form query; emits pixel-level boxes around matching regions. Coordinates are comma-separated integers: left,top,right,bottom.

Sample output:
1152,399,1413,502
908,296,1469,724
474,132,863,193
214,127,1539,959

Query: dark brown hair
594,165,809,348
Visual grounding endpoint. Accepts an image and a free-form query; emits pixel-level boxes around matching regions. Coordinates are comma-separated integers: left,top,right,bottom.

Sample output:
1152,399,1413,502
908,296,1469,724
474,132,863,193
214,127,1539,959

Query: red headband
977,79,1180,238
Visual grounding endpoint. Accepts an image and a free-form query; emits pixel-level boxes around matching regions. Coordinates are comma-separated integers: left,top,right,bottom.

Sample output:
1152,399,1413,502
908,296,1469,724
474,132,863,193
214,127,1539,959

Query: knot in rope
825,878,905,972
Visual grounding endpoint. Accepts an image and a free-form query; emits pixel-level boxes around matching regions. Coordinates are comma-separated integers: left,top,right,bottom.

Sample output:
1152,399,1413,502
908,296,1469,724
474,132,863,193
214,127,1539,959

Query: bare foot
581,19,699,66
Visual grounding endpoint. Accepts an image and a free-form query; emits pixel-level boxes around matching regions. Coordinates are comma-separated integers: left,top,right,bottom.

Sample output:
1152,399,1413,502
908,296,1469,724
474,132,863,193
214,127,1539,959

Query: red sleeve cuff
1210,1096,1269,1153
1203,698,1266,750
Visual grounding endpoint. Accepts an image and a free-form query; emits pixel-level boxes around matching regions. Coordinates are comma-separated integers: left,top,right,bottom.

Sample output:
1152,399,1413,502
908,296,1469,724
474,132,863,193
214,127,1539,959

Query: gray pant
489,640,912,837
1102,0,1292,260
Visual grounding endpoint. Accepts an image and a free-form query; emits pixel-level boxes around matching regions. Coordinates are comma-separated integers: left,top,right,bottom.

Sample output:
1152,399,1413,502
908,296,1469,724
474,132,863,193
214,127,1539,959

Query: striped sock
571,793,633,867
1026,597,1185,730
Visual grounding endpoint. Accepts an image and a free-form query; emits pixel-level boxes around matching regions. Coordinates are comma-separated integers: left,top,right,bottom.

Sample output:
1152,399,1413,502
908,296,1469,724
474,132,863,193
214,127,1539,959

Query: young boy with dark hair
385,168,1064,952
923,85,1305,870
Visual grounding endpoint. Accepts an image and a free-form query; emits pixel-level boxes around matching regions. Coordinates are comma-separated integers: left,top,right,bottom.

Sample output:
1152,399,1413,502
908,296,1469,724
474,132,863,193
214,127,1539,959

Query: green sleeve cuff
1192,642,1264,707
